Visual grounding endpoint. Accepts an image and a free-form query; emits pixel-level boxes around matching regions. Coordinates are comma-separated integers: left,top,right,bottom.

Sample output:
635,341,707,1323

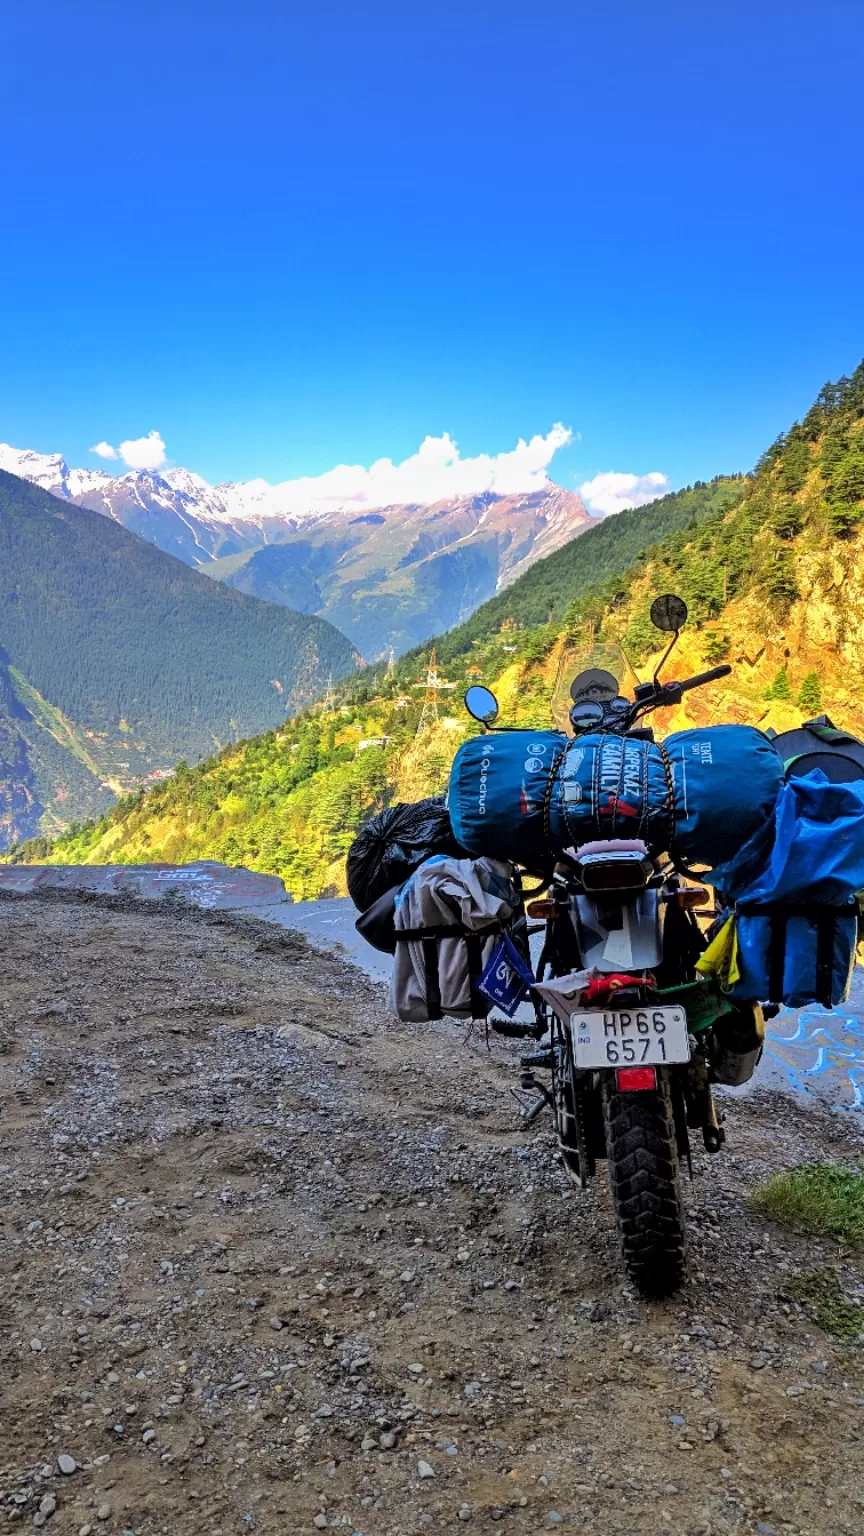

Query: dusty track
1,893,863,1536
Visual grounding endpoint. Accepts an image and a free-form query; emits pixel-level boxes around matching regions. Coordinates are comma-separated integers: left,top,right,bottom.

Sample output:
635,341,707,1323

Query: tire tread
602,1073,686,1296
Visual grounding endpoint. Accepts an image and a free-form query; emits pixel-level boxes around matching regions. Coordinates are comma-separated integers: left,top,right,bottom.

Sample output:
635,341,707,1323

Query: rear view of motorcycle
351,591,864,1296
452,594,775,1296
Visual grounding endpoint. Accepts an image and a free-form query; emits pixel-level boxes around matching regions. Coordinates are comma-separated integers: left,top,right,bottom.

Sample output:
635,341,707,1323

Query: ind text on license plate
570,1005,690,1068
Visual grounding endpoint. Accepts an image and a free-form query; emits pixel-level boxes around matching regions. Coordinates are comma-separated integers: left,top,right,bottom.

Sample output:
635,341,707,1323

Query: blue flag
476,933,535,1017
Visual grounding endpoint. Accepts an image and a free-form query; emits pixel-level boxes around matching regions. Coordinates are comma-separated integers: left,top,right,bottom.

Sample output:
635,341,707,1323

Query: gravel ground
1,891,863,1536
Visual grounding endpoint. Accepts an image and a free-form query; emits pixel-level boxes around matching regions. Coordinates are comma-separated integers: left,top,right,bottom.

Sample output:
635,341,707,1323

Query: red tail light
616,1067,657,1091
577,849,652,894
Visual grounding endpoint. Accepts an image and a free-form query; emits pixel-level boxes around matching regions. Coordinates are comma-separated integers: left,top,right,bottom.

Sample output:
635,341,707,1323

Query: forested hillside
0,471,358,846
15,362,864,894
420,476,744,660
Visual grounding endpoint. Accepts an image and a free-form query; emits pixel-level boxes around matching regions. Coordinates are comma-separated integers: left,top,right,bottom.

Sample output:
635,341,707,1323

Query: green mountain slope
0,470,358,846
18,361,864,892
417,476,744,661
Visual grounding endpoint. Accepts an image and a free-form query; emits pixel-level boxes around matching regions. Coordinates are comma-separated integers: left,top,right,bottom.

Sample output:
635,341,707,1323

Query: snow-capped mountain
0,444,111,501
0,441,597,656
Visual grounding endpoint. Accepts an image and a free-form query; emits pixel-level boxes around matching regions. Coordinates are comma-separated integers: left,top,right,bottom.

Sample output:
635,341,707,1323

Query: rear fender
572,888,664,973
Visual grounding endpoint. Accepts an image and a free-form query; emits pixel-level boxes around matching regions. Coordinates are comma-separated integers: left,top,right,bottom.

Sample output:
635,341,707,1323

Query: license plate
570,1005,690,1068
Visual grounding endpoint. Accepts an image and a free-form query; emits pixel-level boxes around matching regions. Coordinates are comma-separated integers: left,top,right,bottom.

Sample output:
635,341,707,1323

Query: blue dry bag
709,770,864,1008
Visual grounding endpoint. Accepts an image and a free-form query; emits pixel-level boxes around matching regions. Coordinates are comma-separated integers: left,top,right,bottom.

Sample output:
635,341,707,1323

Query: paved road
2,861,862,1110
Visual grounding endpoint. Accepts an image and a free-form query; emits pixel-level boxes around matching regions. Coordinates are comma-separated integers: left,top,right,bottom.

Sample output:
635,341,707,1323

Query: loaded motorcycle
461,595,766,1297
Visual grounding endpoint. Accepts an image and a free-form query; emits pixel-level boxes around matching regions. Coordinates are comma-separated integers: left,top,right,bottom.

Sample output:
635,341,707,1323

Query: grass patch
785,1268,864,1341
749,1163,864,1244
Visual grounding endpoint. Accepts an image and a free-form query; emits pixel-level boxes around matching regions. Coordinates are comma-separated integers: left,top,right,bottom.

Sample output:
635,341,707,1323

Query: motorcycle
463,594,764,1297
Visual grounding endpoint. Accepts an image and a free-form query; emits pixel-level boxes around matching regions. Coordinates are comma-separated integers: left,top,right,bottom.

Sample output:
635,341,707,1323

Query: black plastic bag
347,797,465,912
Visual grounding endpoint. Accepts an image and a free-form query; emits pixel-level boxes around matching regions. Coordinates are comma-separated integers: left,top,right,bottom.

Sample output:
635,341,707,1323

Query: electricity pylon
415,648,456,732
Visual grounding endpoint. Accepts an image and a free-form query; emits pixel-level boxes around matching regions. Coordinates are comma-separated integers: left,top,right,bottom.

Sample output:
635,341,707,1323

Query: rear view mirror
650,593,688,633
464,685,499,725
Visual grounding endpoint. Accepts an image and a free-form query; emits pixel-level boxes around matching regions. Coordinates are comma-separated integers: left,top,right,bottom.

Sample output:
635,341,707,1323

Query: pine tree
779,436,811,494
763,551,799,606
832,450,864,505
764,665,793,701
770,496,803,539
820,424,850,481
798,672,822,712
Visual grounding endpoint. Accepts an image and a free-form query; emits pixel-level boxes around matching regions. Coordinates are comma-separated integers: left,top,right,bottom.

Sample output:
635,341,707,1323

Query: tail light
577,849,652,894
526,899,558,918
616,1066,657,1091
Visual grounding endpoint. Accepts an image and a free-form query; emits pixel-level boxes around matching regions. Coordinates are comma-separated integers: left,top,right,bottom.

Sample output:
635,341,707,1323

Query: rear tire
601,1071,686,1296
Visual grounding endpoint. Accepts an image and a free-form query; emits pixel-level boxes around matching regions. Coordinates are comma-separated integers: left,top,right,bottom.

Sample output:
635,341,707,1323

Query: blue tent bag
664,725,783,869
708,770,864,1008
448,731,674,862
557,732,671,845
448,725,782,867
448,730,569,863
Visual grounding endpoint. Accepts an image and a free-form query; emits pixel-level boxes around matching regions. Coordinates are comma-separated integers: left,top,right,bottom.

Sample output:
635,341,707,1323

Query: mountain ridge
0,442,597,656
0,469,358,847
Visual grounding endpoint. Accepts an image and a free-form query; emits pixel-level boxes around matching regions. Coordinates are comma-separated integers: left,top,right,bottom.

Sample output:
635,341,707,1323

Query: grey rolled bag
389,856,521,1023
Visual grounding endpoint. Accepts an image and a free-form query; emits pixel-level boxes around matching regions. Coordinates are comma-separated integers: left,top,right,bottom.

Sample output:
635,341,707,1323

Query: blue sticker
477,933,535,1017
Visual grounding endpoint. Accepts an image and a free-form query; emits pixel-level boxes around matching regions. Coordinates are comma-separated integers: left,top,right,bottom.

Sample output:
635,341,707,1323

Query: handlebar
629,662,732,719
677,663,732,695
568,661,733,736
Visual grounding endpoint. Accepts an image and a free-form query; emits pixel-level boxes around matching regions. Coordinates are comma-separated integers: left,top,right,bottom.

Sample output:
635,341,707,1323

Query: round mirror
464,685,499,724
650,593,688,633
570,667,619,704
569,700,606,728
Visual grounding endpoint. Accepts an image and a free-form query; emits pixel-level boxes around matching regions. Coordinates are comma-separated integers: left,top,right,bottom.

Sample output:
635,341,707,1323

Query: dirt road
1,893,863,1536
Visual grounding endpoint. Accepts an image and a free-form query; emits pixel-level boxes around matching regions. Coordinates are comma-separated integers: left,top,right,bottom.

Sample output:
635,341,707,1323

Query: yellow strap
696,915,741,990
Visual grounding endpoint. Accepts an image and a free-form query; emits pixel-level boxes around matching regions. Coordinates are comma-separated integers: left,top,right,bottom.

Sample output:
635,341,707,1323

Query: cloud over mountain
89,430,167,470
578,470,671,518
218,424,576,517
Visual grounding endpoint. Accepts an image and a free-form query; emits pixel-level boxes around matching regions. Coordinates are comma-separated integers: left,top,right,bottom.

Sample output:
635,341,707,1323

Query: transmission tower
385,646,396,682
321,674,336,713
414,647,457,732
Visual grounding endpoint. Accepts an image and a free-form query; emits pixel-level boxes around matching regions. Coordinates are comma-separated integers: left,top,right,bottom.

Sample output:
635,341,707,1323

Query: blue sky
1,0,863,505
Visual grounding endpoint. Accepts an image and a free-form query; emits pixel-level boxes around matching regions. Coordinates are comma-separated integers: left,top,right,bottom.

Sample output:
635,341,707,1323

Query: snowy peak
0,442,111,501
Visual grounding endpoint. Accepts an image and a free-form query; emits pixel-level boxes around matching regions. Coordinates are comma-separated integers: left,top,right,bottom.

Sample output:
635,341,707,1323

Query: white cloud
117,430,167,470
578,470,670,518
222,424,574,517
88,430,167,470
